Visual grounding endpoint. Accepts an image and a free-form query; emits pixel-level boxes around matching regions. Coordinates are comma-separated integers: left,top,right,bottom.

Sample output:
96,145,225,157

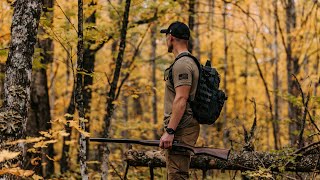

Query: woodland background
0,0,319,179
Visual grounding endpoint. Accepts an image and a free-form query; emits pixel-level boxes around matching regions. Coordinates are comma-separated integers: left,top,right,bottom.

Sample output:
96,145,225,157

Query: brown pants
166,118,200,180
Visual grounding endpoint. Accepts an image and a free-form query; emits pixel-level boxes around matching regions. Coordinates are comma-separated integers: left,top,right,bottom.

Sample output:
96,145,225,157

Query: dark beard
168,44,173,53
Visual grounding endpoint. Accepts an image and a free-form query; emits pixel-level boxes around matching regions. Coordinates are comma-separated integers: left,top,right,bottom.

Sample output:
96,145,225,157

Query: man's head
160,21,190,53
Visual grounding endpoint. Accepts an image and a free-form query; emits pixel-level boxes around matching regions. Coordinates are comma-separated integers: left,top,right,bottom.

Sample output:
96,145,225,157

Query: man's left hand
159,132,174,149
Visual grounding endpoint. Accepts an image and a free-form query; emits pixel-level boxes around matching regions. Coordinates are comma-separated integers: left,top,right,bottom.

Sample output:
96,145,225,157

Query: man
159,21,200,179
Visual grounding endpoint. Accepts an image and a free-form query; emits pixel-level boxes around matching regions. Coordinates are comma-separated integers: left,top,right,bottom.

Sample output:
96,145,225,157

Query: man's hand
159,132,174,149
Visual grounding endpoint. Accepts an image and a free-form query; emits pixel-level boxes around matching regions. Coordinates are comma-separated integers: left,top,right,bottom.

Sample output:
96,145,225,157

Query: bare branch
55,0,78,33
133,9,158,25
91,35,113,53
275,8,289,56
115,24,151,100
0,47,9,51
106,0,122,20
294,141,320,155
109,161,124,180
49,63,60,90
104,72,111,86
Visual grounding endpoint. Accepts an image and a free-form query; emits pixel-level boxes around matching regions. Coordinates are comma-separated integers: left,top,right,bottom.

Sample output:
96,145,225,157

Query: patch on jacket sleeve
179,73,188,80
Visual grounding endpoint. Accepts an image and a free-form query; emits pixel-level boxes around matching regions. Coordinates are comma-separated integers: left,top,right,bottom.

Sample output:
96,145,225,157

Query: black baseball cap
160,21,190,40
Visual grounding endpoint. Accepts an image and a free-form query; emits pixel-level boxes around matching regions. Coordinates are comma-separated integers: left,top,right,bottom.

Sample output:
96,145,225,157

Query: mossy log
124,149,320,172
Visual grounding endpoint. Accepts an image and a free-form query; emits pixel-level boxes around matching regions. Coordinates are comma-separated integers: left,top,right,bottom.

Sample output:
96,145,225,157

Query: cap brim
160,29,168,34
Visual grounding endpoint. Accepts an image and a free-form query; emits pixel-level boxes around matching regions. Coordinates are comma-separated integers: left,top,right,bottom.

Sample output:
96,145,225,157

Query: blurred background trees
0,0,319,179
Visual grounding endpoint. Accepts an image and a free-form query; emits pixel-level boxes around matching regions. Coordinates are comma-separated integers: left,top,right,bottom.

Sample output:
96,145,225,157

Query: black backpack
169,52,227,125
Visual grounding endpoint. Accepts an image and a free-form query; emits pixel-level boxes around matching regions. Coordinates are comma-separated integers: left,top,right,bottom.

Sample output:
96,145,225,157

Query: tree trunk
58,0,76,174
313,53,319,117
122,95,129,138
272,0,281,150
194,0,200,60
0,0,42,179
60,90,75,173
222,0,229,147
207,0,214,61
188,0,195,53
76,0,88,179
243,5,249,122
150,20,159,139
83,0,97,161
230,56,238,115
101,0,131,179
0,63,5,106
132,80,143,118
286,0,301,146
26,0,54,177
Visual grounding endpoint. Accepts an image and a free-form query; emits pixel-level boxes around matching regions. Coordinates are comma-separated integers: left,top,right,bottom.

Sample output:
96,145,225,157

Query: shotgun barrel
90,138,230,160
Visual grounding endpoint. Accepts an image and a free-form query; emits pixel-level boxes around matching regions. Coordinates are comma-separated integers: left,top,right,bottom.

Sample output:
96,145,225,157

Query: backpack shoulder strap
174,52,200,69
169,52,201,86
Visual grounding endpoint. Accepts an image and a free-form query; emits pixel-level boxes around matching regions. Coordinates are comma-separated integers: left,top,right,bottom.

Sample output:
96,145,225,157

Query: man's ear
170,35,174,43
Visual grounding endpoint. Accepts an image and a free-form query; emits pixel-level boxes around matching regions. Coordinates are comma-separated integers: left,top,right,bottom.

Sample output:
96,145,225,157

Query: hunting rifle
90,138,230,160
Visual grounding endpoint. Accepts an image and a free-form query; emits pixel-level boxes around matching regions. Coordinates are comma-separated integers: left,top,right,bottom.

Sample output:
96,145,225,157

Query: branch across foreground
91,138,320,172
125,148,320,172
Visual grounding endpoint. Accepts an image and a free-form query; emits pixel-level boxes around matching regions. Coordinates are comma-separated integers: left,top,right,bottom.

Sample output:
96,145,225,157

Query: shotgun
90,138,230,160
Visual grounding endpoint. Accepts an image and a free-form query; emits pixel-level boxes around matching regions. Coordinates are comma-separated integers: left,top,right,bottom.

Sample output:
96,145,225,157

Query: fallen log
124,149,320,172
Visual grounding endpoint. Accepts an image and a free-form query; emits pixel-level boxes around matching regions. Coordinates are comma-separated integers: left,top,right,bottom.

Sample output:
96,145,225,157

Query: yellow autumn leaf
79,117,89,122
0,150,20,162
87,161,100,164
131,94,139,99
45,154,55,161
69,121,90,137
33,141,46,148
33,140,57,148
112,100,122,105
0,167,34,177
57,130,70,137
27,148,40,154
64,113,74,118
39,131,52,138
65,140,77,145
6,137,44,145
32,174,44,180
50,118,67,125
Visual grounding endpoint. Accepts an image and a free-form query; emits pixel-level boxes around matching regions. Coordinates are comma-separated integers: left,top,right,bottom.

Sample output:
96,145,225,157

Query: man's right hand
159,132,174,149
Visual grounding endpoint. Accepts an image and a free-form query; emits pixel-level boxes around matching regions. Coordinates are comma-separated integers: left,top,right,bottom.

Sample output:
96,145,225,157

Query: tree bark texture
76,0,88,179
0,0,42,178
60,90,75,173
207,0,214,61
286,0,301,146
26,0,54,177
0,63,5,106
313,54,319,117
101,0,131,179
150,21,158,139
83,0,97,161
272,0,281,149
194,0,200,60
222,1,229,147
188,0,195,53
243,5,249,122
125,149,320,172
230,56,238,115
60,1,97,174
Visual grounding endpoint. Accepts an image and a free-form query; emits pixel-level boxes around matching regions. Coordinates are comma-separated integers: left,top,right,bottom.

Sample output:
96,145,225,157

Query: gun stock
90,138,230,160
